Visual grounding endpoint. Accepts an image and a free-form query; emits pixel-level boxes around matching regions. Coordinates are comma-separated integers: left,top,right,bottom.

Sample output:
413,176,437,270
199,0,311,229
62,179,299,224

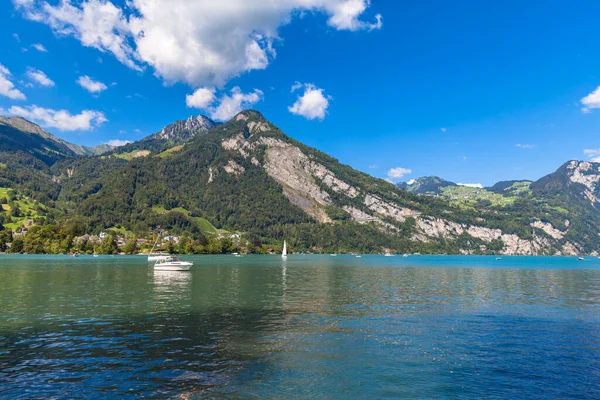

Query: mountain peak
157,114,217,140
233,109,265,122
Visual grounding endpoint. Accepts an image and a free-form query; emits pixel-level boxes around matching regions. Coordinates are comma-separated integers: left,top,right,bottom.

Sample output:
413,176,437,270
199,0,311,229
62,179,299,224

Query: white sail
282,240,287,258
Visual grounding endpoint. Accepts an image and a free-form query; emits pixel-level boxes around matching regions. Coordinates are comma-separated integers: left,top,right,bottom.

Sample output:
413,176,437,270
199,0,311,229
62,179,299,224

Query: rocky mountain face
158,115,216,140
532,160,600,206
2,112,600,255
114,115,217,154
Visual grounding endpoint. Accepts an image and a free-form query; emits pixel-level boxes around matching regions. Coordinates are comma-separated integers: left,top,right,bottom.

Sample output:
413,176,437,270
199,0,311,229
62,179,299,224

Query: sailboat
148,231,170,262
282,240,288,259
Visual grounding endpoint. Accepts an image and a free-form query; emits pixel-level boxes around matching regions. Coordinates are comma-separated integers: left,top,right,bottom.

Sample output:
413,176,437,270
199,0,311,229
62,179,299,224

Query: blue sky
2,0,600,186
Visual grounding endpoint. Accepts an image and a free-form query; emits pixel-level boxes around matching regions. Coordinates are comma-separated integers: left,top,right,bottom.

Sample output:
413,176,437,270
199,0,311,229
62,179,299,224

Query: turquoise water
1,255,599,398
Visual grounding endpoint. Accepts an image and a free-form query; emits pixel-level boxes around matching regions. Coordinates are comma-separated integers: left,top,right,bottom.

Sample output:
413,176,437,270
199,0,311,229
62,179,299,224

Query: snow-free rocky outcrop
158,115,217,141
211,111,574,255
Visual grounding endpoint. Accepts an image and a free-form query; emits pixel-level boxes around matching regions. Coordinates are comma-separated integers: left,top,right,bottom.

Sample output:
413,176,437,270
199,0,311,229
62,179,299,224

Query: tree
10,238,24,253
122,237,138,255
0,229,11,252
166,240,176,254
97,233,119,254
10,204,22,218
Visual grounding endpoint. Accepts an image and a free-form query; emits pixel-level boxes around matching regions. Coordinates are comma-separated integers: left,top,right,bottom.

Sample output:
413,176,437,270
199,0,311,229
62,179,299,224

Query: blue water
1,255,599,398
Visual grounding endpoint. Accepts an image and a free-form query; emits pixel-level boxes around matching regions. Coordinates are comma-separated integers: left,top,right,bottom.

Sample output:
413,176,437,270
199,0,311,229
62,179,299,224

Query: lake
1,255,599,398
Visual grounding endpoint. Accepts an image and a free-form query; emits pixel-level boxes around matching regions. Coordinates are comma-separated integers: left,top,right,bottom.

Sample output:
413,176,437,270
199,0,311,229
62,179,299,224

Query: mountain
489,180,532,195
0,116,116,160
397,176,457,194
114,115,217,154
531,161,600,205
2,111,600,256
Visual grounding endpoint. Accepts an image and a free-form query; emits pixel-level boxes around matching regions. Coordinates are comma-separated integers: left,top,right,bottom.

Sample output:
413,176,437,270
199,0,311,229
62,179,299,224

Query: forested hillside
2,111,600,255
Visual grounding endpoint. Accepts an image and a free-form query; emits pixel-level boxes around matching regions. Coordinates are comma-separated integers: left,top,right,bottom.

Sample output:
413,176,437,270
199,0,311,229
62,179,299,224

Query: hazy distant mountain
397,176,457,194
0,116,116,160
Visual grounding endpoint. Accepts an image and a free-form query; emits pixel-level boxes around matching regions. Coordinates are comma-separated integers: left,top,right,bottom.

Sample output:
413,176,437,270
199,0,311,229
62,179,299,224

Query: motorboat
154,256,193,271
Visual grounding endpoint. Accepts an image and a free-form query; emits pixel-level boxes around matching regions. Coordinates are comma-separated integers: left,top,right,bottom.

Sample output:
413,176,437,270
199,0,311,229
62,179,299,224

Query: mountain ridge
2,111,600,255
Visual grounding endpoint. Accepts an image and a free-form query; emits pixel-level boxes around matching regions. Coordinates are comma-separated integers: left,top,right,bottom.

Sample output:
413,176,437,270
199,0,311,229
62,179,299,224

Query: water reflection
0,256,599,398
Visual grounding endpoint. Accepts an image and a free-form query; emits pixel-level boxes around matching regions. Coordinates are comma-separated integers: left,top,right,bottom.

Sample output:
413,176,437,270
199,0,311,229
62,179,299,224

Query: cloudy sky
2,0,600,186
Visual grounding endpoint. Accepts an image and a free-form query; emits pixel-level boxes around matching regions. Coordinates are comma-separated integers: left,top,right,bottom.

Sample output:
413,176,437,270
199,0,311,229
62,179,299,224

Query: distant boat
496,257,502,260
282,240,287,259
93,254,99,258
154,256,192,271
402,254,409,258
356,255,361,258
578,257,585,261
384,253,394,257
330,254,337,257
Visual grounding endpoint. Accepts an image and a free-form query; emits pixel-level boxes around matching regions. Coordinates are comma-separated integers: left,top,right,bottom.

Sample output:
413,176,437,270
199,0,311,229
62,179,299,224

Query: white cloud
288,83,331,120
26,67,54,87
368,164,378,169
581,86,600,113
106,139,131,147
210,87,263,121
440,127,447,132
290,81,303,93
184,86,263,121
12,33,20,41
387,167,412,181
31,43,47,52
1,105,107,131
457,183,483,189
186,87,216,109
584,148,600,162
407,179,416,185
77,75,108,93
326,0,382,31
0,64,26,100
14,0,381,87
516,143,536,149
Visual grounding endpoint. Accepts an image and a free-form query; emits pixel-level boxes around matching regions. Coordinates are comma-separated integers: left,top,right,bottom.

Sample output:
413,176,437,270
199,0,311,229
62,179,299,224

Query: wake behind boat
154,256,193,271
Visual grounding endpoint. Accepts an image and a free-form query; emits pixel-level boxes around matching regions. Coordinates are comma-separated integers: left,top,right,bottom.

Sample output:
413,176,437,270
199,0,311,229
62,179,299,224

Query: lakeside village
0,190,285,255
0,225,288,255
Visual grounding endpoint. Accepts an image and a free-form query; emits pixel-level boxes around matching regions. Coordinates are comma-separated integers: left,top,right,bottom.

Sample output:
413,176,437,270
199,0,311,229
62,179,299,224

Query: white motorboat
154,256,193,271
282,240,288,260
